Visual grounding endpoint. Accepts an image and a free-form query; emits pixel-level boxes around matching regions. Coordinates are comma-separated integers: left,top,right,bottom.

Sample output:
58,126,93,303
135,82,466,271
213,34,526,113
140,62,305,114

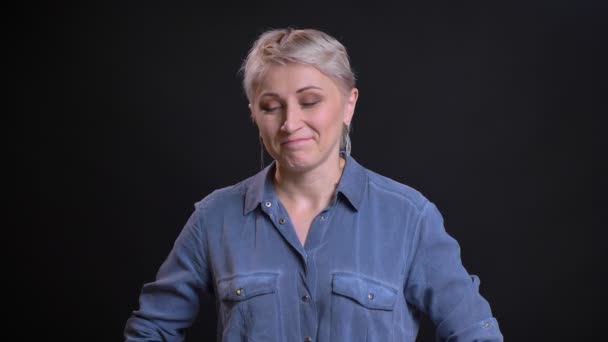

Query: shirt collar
335,154,367,211
243,154,367,214
243,162,276,215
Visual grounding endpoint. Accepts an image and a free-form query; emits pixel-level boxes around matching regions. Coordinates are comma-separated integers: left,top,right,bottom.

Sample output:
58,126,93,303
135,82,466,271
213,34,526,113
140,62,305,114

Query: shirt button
236,288,243,296
304,337,312,342
320,215,326,221
483,321,492,328
279,218,286,224
302,295,310,302
368,293,375,300
265,201,272,207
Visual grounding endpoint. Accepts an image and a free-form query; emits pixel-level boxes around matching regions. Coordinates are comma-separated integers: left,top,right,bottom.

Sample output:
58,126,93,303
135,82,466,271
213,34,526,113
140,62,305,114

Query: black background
26,1,606,341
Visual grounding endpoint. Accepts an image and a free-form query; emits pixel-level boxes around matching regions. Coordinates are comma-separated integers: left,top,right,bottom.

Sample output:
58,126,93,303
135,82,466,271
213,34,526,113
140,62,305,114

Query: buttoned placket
261,196,334,342
298,209,333,342
261,199,307,263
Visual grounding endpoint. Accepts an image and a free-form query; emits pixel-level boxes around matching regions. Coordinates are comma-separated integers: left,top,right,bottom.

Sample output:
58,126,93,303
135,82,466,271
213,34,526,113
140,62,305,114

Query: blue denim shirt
125,155,503,341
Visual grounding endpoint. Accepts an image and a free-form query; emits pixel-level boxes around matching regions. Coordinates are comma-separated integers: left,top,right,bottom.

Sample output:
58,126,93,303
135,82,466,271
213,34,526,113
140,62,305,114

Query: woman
124,28,503,341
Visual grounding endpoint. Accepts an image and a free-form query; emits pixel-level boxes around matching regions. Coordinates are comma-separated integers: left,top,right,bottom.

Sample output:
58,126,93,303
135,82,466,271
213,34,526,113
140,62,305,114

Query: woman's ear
249,103,256,123
344,88,359,126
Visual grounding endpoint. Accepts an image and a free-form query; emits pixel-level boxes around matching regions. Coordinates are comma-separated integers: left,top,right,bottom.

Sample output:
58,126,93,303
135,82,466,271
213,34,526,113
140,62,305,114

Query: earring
259,136,265,170
341,123,352,156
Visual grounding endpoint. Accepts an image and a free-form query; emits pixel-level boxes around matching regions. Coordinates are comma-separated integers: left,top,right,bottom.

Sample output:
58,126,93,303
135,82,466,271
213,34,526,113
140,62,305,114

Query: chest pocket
217,272,281,342
332,272,398,310
330,272,398,342
218,273,278,301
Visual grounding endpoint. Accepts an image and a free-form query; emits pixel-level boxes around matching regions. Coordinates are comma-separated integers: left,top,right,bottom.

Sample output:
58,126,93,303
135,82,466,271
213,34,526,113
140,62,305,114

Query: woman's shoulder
193,172,259,211
363,166,430,213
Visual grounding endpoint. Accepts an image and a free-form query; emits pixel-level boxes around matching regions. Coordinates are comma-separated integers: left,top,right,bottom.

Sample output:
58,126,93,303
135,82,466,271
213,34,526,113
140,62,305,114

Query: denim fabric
125,155,503,341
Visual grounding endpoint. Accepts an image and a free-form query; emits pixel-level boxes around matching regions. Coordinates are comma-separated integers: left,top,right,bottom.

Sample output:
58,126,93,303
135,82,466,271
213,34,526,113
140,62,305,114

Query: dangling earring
340,123,352,156
259,136,265,170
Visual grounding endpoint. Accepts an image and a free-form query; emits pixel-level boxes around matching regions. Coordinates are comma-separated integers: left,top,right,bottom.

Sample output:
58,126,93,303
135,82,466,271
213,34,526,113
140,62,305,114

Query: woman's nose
280,105,303,133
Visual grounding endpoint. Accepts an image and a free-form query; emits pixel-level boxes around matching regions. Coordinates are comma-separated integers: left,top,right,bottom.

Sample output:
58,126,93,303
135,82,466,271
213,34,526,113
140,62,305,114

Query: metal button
302,295,310,302
236,288,243,296
304,337,312,342
265,201,272,207
279,218,286,224
368,293,375,300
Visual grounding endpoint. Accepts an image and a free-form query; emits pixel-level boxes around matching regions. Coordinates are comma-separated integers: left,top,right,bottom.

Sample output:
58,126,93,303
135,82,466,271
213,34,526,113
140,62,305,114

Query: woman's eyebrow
296,86,322,93
259,92,279,98
259,86,323,99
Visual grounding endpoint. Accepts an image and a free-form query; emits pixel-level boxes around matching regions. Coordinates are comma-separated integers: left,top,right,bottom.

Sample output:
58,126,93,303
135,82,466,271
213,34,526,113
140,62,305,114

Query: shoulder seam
196,183,247,210
367,173,427,212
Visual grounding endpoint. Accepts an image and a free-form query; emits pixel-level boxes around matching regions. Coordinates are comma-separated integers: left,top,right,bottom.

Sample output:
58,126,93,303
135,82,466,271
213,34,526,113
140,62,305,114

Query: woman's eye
260,105,281,113
301,100,320,108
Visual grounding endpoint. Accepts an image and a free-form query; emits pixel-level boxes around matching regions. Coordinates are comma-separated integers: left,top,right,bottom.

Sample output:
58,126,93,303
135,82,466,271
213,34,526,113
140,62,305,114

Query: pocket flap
332,272,398,310
218,272,278,301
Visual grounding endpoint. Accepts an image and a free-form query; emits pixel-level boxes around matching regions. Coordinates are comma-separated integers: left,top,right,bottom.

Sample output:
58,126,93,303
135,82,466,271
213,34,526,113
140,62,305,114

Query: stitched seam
402,200,431,292
198,206,213,292
366,171,426,211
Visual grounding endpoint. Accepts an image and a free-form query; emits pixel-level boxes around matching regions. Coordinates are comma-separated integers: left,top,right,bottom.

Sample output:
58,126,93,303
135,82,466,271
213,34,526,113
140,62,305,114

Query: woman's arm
404,202,504,341
124,207,211,342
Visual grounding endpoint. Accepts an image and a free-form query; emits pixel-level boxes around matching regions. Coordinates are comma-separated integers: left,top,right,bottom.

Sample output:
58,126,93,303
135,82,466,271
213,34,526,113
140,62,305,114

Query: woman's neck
273,155,346,212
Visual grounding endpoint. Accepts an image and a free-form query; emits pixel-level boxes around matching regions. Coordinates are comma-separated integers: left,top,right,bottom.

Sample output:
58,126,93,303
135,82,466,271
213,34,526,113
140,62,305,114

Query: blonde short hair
241,28,356,154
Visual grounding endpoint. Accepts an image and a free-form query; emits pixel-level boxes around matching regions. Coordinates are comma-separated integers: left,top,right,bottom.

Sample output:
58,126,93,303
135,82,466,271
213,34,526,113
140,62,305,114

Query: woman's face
250,63,358,173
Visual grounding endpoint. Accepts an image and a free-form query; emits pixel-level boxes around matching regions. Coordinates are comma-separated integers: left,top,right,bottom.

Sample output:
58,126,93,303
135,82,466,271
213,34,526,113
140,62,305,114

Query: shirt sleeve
404,201,504,341
124,206,212,342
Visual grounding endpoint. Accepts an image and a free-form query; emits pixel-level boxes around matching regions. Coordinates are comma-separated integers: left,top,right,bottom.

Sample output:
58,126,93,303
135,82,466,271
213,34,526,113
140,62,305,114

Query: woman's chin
279,159,313,173
275,151,338,175
275,154,319,173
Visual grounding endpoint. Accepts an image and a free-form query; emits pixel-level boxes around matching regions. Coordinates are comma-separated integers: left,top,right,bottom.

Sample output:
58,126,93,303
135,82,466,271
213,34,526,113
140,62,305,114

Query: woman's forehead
257,64,338,97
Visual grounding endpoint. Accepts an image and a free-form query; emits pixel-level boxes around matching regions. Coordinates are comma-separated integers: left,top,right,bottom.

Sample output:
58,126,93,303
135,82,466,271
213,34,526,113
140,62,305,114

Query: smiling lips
281,138,312,146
